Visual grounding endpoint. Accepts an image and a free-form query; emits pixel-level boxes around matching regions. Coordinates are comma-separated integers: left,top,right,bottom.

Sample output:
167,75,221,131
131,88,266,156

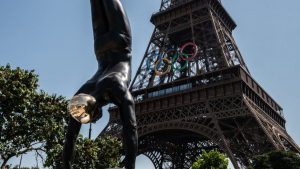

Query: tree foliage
249,150,300,169
11,165,39,169
44,134,122,169
0,64,69,169
192,150,229,169
1,64,122,169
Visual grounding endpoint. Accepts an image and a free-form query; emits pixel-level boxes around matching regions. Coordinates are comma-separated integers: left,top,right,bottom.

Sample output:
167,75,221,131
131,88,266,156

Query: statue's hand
90,105,103,123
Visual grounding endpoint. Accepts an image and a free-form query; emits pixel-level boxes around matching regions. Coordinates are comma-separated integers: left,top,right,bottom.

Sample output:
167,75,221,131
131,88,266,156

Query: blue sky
1,0,300,168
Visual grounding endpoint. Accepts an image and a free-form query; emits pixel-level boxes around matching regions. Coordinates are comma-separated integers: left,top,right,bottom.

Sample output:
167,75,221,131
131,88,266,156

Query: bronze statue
63,0,137,168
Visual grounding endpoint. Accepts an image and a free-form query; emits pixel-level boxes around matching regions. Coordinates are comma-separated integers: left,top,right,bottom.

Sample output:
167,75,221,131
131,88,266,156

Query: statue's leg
102,0,131,36
90,0,108,38
90,0,111,57
63,116,82,169
92,0,132,55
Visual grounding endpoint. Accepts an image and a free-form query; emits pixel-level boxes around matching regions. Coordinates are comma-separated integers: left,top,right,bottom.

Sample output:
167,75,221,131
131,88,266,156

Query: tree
192,150,229,169
0,64,122,169
249,150,300,169
247,154,271,169
44,134,122,169
11,165,39,169
0,64,69,169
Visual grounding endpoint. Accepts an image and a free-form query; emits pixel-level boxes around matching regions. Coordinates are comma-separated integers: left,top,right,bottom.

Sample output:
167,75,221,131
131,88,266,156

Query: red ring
179,42,198,60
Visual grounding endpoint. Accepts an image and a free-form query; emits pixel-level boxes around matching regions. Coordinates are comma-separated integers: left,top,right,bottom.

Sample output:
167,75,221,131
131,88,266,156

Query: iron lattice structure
98,0,300,168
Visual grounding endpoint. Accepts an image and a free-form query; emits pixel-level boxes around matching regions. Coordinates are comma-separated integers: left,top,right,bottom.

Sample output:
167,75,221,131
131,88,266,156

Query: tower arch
137,128,228,169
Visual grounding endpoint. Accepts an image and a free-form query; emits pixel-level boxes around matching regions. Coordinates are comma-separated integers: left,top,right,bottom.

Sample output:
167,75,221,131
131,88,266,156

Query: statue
62,0,137,169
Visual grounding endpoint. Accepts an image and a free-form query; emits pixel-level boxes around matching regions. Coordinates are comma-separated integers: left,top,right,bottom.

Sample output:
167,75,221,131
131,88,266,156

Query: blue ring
147,53,162,70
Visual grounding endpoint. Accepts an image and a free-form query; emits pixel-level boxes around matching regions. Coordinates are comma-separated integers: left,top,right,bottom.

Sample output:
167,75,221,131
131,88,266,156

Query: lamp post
19,154,23,169
89,123,94,169
19,153,26,169
89,123,92,139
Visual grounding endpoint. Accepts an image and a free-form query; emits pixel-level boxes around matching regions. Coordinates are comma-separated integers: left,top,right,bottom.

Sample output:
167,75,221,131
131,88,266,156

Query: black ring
163,48,179,62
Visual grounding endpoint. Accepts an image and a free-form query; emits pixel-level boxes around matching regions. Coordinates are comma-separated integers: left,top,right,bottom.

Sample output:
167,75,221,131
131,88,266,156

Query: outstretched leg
93,0,132,56
90,0,108,39
102,0,131,36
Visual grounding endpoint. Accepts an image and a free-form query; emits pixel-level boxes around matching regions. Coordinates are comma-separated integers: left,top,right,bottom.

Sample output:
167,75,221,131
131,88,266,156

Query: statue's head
69,93,97,124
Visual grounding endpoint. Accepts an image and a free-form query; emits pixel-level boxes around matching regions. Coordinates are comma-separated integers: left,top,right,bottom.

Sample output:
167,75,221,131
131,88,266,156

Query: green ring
171,53,188,71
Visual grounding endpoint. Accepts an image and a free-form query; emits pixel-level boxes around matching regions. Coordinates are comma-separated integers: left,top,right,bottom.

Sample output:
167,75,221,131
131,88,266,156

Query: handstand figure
63,0,137,168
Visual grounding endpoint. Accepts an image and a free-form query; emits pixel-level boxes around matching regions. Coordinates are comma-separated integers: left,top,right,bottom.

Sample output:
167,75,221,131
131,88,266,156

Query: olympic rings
155,58,171,75
147,53,162,70
179,42,198,60
163,48,179,62
146,42,198,75
171,53,188,71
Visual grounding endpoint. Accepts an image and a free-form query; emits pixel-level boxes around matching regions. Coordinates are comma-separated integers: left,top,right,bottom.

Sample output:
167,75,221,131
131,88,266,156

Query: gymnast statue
62,0,137,168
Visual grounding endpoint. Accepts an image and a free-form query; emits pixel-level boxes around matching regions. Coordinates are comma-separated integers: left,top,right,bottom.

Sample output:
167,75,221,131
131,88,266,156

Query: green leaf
192,150,229,169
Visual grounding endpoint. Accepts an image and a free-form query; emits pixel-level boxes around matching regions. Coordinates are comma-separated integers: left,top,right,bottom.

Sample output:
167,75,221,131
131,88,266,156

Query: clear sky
1,0,300,168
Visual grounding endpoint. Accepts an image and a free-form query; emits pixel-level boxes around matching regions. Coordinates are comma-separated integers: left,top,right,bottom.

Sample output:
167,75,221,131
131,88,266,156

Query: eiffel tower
99,0,300,168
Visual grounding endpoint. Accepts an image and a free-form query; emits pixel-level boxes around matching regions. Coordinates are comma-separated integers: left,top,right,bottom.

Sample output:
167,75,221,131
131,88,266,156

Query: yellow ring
154,58,171,75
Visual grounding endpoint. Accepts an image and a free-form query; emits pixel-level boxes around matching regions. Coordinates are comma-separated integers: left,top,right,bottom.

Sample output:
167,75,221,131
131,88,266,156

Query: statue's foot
69,93,98,124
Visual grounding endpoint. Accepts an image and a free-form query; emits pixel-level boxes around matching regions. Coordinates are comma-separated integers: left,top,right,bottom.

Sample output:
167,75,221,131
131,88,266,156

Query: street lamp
19,152,27,169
